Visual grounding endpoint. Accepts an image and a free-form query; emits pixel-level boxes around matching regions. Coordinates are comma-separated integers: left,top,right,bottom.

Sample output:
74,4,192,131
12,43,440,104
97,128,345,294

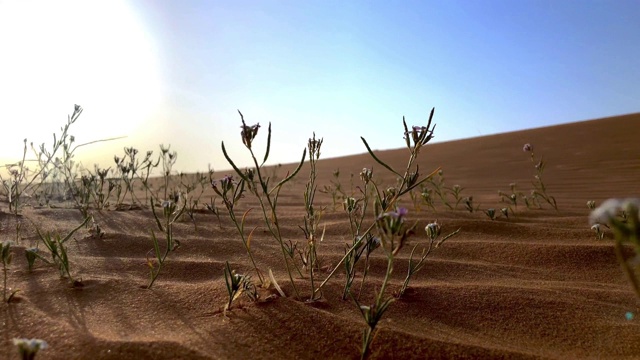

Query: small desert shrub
33,216,90,287
590,198,640,298
222,111,306,298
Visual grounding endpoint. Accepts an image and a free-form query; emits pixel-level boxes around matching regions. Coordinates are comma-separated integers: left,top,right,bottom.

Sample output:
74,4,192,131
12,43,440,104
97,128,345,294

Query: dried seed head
308,133,323,160
425,221,441,240
343,197,358,214
240,121,261,149
360,168,373,184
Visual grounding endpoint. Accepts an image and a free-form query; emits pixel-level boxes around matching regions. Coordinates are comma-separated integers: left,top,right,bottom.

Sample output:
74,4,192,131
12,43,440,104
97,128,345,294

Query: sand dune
2,113,640,359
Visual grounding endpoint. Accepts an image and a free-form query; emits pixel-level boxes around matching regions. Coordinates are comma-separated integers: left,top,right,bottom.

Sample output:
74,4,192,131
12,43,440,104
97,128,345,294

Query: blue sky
1,0,638,172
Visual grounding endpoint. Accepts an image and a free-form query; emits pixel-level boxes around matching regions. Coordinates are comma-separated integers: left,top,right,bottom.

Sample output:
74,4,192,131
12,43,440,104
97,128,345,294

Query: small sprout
223,261,257,312
484,208,496,220
2,241,18,302
463,196,474,213
523,143,533,152
24,248,48,272
500,207,509,219
591,224,605,240
13,338,47,360
587,200,596,210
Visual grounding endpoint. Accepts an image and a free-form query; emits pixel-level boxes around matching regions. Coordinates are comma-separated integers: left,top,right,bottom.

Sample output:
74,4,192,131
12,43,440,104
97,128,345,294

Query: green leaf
262,122,272,166
360,137,402,178
221,141,249,182
269,148,307,195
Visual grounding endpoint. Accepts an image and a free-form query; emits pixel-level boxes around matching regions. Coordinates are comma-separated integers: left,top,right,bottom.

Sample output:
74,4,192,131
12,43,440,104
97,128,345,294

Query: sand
1,113,640,359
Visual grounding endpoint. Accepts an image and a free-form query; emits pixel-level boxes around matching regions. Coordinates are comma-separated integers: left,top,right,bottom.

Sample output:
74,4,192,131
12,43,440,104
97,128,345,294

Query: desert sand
1,113,640,359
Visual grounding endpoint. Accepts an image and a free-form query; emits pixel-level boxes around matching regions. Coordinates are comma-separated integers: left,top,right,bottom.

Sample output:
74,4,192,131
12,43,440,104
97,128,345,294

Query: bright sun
0,0,162,163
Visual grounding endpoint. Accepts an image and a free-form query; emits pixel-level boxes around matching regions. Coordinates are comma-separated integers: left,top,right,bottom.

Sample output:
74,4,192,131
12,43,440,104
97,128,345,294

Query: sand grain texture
2,114,640,359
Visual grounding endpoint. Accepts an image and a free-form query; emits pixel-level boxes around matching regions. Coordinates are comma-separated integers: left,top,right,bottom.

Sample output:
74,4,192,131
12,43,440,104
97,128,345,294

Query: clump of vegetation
33,217,90,287
522,143,558,210
146,193,186,289
222,110,307,298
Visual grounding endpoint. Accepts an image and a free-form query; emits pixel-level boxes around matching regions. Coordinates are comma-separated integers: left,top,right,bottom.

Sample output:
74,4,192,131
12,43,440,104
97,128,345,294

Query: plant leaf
269,148,306,195
247,226,258,251
221,141,249,182
269,269,285,297
360,137,402,178
262,122,272,166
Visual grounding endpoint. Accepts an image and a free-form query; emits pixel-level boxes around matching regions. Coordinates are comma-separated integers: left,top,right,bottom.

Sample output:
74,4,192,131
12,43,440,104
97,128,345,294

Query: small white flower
589,198,640,225
13,338,47,351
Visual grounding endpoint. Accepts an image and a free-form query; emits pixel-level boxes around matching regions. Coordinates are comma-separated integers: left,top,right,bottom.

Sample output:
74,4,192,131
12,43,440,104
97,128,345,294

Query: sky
1,0,639,173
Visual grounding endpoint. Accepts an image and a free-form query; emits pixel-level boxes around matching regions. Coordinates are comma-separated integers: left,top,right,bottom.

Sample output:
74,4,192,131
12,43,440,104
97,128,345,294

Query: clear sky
1,0,639,173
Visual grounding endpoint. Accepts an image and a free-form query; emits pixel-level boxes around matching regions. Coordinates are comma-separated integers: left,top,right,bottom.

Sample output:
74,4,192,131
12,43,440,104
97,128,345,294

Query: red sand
2,113,640,359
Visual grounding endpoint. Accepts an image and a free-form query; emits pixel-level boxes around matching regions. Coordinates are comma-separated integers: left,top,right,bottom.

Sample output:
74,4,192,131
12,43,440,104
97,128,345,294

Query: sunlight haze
1,0,638,173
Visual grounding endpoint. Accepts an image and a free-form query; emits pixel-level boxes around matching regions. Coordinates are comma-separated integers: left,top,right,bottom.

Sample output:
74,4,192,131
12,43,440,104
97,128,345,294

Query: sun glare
0,0,162,164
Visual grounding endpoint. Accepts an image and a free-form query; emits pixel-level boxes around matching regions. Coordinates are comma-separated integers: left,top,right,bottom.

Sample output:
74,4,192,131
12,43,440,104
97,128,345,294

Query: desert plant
591,223,605,240
352,207,416,359
211,174,264,285
484,208,497,220
205,196,223,228
590,198,640,298
221,110,306,298
397,222,459,298
316,109,441,298
13,338,47,360
446,184,465,209
24,247,49,272
159,144,178,201
2,241,20,302
299,133,324,300
146,193,186,289
33,216,90,286
315,109,442,358
338,167,377,299
499,182,519,214
523,143,558,210
425,170,452,210
0,105,119,215
463,196,477,213
223,261,258,312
